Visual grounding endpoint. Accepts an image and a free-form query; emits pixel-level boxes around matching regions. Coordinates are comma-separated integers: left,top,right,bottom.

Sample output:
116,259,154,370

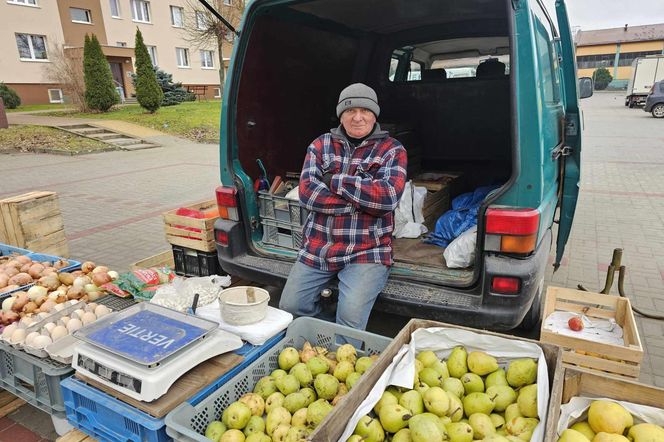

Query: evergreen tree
83,34,119,112
0,83,21,109
134,28,163,113
593,67,613,90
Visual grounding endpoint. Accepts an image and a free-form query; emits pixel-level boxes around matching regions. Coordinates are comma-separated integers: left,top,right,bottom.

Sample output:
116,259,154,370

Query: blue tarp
424,185,500,247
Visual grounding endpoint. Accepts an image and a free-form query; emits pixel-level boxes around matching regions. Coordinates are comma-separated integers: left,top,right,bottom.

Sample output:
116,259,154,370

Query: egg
81,312,97,325
21,317,35,326
59,316,70,326
69,300,78,306
85,303,98,313
50,325,68,341
10,328,26,345
94,305,111,318
66,318,83,333
53,304,65,312
43,322,56,334
32,335,52,349
38,312,50,319
72,309,85,320
25,332,40,347
2,324,17,338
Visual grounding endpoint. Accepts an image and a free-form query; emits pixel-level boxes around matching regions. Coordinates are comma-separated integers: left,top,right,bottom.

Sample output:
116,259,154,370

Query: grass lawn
46,100,222,143
6,103,73,113
0,125,111,154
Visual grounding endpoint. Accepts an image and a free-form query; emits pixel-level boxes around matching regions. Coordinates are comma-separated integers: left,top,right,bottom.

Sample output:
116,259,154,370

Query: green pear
517,384,538,418
253,376,278,399
347,436,364,442
283,392,307,414
278,347,300,371
482,436,511,442
417,351,440,367
272,424,291,442
379,403,412,433
275,374,300,396
314,374,339,400
387,386,405,400
409,413,447,442
467,351,499,376
245,433,270,442
570,421,595,440
243,415,266,436
354,415,385,442
490,413,506,429
506,359,537,388
355,356,374,374
306,399,333,428
419,367,444,387
220,429,245,442
284,426,309,442
307,356,329,377
588,400,633,435
439,415,452,426
485,368,509,389
271,369,287,379
557,428,591,442
400,389,425,415
239,393,265,417
346,371,362,390
505,403,523,423
291,408,308,427
442,377,465,399
392,428,413,442
431,360,450,379
374,390,398,416
299,387,316,407
334,360,356,382
447,347,468,379
445,421,473,442
469,413,496,439
266,407,291,436
414,381,430,395
446,391,464,422
487,385,517,412
505,416,539,440
205,421,227,442
336,344,357,364
422,387,450,416
265,392,285,413
224,402,252,430
289,363,313,388
463,392,495,417
592,434,630,442
461,373,485,394
627,423,664,442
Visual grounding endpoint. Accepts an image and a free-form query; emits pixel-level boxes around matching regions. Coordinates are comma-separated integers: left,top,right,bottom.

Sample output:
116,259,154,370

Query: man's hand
321,171,334,189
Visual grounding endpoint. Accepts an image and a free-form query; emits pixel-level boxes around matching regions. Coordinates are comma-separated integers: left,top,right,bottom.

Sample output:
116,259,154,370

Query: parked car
625,55,664,108
644,80,664,118
211,0,591,331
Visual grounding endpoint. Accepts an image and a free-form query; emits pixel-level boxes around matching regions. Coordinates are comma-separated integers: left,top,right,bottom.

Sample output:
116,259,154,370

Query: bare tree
184,0,246,101
43,44,88,111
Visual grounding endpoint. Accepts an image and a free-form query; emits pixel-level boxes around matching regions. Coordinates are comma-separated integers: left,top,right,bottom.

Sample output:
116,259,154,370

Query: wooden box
162,200,218,252
131,250,175,270
540,286,643,378
413,173,460,231
0,191,68,257
310,318,563,442
544,367,664,441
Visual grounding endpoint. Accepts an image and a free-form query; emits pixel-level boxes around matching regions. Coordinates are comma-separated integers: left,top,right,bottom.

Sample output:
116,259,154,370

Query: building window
48,89,64,103
213,87,221,98
148,45,158,66
200,50,214,68
170,5,183,27
109,0,120,17
116,41,127,47
176,48,190,67
70,7,92,23
618,50,662,67
576,53,615,69
131,0,150,23
15,33,47,61
196,11,208,30
7,0,38,6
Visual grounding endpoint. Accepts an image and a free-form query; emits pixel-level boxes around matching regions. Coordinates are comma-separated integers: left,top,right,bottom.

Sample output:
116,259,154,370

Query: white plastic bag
150,275,232,312
443,225,477,268
394,181,428,238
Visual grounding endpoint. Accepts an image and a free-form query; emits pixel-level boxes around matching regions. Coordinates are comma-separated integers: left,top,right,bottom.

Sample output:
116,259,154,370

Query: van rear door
553,0,581,268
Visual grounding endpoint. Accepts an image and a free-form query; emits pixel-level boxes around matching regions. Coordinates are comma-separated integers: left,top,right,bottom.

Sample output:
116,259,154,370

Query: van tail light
215,185,239,221
215,230,229,246
485,208,539,254
491,276,521,295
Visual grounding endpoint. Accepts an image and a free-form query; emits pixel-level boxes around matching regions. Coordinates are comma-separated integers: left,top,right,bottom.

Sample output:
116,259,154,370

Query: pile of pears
349,346,540,442
205,341,376,442
558,399,664,442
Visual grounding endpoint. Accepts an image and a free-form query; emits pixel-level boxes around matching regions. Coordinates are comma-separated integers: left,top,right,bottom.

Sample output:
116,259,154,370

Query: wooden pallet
56,429,97,442
0,191,68,257
540,286,643,378
0,390,25,418
163,200,218,252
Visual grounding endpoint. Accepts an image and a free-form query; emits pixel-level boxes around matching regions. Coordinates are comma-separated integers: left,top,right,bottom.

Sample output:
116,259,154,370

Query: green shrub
593,67,613,91
83,34,119,111
0,83,21,109
134,29,163,113
132,68,194,106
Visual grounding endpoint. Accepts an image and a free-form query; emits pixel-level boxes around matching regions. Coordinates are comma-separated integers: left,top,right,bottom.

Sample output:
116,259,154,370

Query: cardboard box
310,318,563,442
0,191,68,257
540,287,643,378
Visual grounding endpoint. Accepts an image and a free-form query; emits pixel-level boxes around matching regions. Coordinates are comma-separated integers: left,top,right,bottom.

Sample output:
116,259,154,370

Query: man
279,83,408,330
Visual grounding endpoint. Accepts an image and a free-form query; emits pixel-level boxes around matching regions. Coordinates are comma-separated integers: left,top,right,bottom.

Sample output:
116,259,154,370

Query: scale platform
72,303,242,402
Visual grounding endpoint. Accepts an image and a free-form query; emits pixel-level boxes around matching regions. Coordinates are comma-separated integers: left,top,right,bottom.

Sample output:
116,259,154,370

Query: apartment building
0,0,236,105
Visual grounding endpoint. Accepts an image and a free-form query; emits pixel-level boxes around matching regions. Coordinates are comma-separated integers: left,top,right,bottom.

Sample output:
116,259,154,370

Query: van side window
532,8,560,103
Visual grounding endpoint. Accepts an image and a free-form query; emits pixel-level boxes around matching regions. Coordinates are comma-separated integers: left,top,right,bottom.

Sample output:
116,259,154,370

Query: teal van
211,0,592,330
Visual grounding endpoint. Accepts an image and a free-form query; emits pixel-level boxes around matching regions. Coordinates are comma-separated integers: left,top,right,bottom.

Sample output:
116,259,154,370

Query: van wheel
652,104,664,118
519,288,542,331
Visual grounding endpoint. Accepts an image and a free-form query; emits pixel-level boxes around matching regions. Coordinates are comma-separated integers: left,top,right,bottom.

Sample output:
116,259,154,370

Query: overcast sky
543,0,664,31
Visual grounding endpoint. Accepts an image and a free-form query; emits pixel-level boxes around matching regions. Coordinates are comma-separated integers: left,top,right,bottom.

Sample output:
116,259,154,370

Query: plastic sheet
394,181,428,238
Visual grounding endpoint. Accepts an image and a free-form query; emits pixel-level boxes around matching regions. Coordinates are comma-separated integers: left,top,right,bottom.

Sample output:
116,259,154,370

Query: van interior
234,0,513,286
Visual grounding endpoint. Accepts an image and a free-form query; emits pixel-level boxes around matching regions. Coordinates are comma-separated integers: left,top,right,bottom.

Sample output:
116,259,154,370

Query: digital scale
72,303,243,402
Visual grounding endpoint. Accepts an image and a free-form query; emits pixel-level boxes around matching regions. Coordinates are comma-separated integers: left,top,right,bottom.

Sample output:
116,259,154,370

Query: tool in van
254,158,270,192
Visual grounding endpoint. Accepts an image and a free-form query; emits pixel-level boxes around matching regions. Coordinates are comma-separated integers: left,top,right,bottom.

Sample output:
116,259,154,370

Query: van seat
422,68,448,81
476,58,505,78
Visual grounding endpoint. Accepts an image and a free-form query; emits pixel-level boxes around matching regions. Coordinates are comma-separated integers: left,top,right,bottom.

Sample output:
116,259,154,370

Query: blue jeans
279,261,390,331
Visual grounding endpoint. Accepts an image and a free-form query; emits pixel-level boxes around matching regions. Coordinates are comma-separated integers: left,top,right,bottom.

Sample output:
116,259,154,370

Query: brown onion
16,255,31,265
20,263,32,273
41,268,57,276
52,259,70,270
71,270,84,277
28,263,45,279
91,272,112,286
38,274,60,291
58,272,74,286
0,285,19,294
4,267,19,278
12,293,29,312
8,273,32,286
22,302,38,314
81,261,96,273
0,274,8,289
6,260,21,269
92,266,109,274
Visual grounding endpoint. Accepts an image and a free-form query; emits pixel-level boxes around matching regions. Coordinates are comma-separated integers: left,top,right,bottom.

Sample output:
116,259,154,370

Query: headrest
476,58,505,78
421,68,448,81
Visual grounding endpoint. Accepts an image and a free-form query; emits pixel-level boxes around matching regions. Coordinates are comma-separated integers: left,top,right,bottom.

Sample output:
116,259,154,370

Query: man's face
340,107,376,139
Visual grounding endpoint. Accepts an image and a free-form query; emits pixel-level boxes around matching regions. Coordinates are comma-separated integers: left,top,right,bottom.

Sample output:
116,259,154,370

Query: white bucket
219,286,270,325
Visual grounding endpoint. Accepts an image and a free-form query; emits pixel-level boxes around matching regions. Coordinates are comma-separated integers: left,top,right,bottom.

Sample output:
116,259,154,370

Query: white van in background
626,55,664,107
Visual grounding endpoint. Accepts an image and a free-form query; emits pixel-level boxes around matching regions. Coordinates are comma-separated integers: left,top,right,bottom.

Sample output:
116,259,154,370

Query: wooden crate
131,250,175,270
0,191,68,257
422,187,450,231
544,367,664,441
163,200,218,252
540,286,643,378
311,318,563,442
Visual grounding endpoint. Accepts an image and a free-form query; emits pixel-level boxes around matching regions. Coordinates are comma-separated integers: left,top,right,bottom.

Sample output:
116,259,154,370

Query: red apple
568,316,584,331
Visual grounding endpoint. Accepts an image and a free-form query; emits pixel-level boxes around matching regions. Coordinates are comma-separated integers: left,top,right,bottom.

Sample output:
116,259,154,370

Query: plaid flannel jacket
297,125,408,271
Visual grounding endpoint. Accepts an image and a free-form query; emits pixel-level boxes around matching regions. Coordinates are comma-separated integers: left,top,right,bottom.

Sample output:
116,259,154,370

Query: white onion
73,276,92,289
107,271,119,280
2,297,15,313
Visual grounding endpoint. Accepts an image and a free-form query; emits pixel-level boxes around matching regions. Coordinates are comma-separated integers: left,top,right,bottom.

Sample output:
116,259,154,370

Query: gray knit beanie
336,83,380,118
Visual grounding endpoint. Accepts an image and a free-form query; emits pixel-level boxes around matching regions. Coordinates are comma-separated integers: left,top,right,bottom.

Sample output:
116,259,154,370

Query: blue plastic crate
61,331,285,442
0,243,31,257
